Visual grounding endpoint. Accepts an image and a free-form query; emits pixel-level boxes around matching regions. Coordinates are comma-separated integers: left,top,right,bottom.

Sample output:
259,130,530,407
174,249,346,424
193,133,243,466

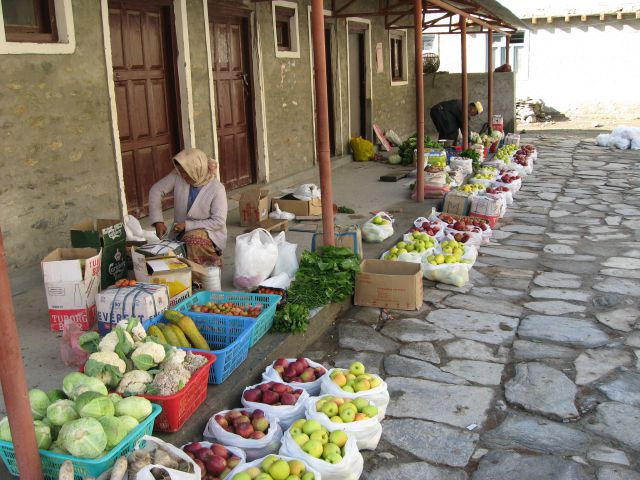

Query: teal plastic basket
144,312,254,384
174,291,281,347
0,404,161,480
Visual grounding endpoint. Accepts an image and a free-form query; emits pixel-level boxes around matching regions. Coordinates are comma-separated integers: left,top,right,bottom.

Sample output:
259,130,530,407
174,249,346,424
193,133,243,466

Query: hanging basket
423,53,440,74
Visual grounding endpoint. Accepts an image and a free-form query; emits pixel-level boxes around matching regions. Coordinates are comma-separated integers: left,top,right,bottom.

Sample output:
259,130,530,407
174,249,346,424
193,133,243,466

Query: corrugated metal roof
464,0,531,30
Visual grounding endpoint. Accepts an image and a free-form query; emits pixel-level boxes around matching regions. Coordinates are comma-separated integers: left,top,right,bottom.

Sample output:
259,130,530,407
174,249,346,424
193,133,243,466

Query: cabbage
47,389,66,403
62,372,107,400
118,415,139,435
75,392,115,419
114,396,152,422
29,389,51,420
0,417,11,442
46,400,79,426
60,418,107,459
97,416,127,449
108,393,123,407
33,420,52,450
49,440,68,454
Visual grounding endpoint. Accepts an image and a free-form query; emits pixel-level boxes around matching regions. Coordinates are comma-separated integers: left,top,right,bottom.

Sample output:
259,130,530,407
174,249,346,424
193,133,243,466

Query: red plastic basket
143,351,216,432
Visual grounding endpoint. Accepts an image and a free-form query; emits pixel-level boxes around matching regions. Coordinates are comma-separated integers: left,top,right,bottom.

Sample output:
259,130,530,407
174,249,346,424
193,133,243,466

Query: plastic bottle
203,266,222,292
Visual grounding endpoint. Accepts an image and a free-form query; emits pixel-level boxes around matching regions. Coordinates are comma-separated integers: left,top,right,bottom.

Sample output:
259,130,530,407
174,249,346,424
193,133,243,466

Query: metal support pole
0,228,44,480
311,0,335,246
414,0,424,202
505,34,510,66
460,17,468,149
487,29,494,129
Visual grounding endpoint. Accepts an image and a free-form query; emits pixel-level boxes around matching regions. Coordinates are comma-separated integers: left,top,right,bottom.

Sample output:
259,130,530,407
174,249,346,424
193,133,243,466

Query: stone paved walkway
309,132,640,479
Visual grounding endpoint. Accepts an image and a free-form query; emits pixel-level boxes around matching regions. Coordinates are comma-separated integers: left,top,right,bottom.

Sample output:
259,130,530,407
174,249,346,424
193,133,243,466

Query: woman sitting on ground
149,148,227,267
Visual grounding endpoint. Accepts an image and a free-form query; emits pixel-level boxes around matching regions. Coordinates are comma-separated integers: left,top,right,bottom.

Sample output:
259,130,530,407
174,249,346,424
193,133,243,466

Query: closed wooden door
109,0,181,216
210,13,256,190
349,31,366,139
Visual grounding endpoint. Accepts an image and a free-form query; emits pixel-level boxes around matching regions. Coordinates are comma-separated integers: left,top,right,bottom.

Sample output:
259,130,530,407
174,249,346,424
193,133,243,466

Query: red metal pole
487,29,494,129
415,0,424,202
0,229,44,480
505,34,511,67
461,17,468,149
311,0,335,246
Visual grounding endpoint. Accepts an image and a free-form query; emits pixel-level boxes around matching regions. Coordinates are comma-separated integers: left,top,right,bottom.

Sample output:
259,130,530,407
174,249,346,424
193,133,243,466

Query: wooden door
109,0,181,216
349,31,366,139
209,13,256,190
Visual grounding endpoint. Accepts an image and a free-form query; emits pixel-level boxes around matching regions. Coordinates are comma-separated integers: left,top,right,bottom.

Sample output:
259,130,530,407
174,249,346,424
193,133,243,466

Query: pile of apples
182,442,242,480
329,362,381,393
289,419,348,464
456,183,485,194
370,215,391,226
213,409,271,440
472,171,495,180
232,456,315,480
191,302,262,317
426,240,467,265
272,358,325,384
440,214,489,232
315,396,379,423
243,382,304,407
499,172,520,184
384,233,436,261
409,222,442,237
485,186,510,195
495,144,518,163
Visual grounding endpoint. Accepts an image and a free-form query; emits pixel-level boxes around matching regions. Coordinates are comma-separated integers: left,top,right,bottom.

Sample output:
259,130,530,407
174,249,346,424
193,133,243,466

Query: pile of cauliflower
79,318,208,397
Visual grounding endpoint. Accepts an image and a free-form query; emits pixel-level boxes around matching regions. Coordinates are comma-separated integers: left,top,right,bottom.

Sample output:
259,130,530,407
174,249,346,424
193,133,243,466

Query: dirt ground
518,114,640,133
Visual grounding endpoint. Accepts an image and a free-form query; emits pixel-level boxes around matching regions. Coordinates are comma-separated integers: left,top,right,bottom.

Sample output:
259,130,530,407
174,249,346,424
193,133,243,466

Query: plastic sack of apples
319,368,390,420
444,227,483,250
203,408,283,461
181,441,246,479
421,260,470,287
127,436,202,480
241,380,310,430
413,216,446,241
227,454,322,480
279,426,363,480
262,357,328,396
305,395,383,450
361,213,394,243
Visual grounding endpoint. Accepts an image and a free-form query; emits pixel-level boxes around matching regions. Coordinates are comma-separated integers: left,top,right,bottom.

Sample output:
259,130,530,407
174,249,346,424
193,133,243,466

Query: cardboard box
443,192,472,216
237,188,270,227
134,240,186,259
271,197,322,217
70,219,126,288
42,248,102,331
131,253,192,306
311,226,363,257
354,259,422,311
96,283,170,335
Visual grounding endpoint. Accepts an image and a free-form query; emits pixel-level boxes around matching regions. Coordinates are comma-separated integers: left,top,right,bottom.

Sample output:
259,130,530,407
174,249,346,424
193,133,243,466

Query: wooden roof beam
424,0,515,32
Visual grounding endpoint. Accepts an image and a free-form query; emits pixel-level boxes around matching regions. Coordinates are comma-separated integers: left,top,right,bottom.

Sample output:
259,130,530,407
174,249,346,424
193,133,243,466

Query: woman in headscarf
148,148,227,267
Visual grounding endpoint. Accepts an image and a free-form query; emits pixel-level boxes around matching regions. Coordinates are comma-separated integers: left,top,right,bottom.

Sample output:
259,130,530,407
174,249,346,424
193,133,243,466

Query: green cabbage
29,389,51,420
75,392,115,419
47,389,66,403
60,418,107,459
62,372,107,400
114,396,152,422
46,399,79,426
49,440,68,454
108,393,123,407
0,417,11,442
97,416,127,449
33,420,52,450
117,415,139,435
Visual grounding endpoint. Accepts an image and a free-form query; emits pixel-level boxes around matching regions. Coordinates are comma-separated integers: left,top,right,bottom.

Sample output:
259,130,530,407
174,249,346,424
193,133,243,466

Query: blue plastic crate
0,404,161,480
173,291,281,347
144,311,254,384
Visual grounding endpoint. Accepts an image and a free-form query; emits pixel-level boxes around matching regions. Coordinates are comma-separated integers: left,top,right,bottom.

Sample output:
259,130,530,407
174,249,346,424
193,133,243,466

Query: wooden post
460,17,468,149
415,0,425,202
311,0,335,246
0,228,44,480
487,29,493,129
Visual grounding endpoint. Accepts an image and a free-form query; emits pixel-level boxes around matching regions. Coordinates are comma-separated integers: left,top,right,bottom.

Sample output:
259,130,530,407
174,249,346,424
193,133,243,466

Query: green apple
396,242,406,249
342,385,354,393
301,473,315,480
293,433,310,447
302,439,323,458
302,419,322,435
348,362,366,376
269,459,291,480
322,402,339,418
353,397,370,412
354,379,371,392
322,442,341,459
291,419,306,431
288,459,306,476
261,455,279,472
362,405,379,418
340,408,356,422
369,376,382,388
285,476,301,480
330,415,343,423
232,473,252,480
309,429,329,445
338,402,357,415
245,467,262,478
255,474,273,480
315,399,327,412
325,453,343,464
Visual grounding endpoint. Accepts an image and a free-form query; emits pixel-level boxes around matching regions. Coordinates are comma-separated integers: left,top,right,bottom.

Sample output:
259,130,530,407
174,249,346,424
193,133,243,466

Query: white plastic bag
293,184,321,201
234,228,279,289
305,395,383,450
241,381,310,430
203,408,283,461
279,429,364,480
180,441,246,477
272,232,299,279
319,369,390,420
632,136,640,150
262,358,328,396
449,157,473,174
421,260,470,287
610,136,631,149
133,436,202,480
227,454,322,480
380,249,424,264
596,133,610,147
362,213,394,243
270,204,296,221
444,227,483,250
260,272,292,289
470,194,503,218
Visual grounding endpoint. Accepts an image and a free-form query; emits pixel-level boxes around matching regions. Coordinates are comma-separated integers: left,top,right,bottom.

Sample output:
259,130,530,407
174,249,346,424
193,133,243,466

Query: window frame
275,8,292,51
4,0,58,43
0,0,75,54
389,29,408,86
271,0,299,58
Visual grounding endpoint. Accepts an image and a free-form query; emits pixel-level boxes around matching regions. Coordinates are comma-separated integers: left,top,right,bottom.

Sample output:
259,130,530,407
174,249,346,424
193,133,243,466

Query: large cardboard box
96,283,170,335
311,226,363,257
70,219,126,288
237,188,270,227
42,248,102,331
354,259,422,311
443,192,472,216
131,253,192,306
271,197,322,217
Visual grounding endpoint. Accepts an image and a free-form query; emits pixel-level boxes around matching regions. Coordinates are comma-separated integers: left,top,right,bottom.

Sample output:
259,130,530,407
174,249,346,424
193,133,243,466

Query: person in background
430,100,483,142
149,148,227,267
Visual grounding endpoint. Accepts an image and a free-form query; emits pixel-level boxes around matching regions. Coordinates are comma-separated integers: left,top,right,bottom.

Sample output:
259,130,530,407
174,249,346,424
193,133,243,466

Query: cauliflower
148,363,191,396
116,370,153,396
117,318,147,343
162,348,186,367
131,342,165,371
183,352,208,374
84,352,127,388
98,329,134,354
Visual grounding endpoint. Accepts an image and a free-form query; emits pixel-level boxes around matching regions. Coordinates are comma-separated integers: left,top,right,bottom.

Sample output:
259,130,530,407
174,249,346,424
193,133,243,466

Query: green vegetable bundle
398,134,442,165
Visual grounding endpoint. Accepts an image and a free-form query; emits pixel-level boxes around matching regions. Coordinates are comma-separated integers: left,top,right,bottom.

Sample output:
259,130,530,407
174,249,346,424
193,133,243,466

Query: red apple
274,358,289,368
196,448,214,462
252,409,265,418
314,367,325,377
206,456,227,475
194,459,205,475
243,389,262,403
250,431,266,439
233,415,251,426
262,390,279,405
252,416,269,432
291,377,302,383
210,444,228,459
235,422,254,438
259,383,273,392
272,383,287,394
274,365,285,375
226,410,242,421
281,393,296,405
296,358,309,369
183,442,203,454
227,456,241,469
214,415,228,428
283,366,297,378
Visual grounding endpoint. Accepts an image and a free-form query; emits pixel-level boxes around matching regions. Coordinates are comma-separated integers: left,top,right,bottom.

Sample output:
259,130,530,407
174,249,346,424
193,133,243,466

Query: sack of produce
319,363,390,420
273,232,299,279
362,213,394,243
181,441,245,479
262,358,328,396
350,136,374,161
305,395,383,450
421,242,477,287
449,156,473,174
130,436,203,480
279,420,364,480
423,170,447,186
234,228,279,289
241,381,310,430
203,408,283,461
470,194,503,218
227,454,322,480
